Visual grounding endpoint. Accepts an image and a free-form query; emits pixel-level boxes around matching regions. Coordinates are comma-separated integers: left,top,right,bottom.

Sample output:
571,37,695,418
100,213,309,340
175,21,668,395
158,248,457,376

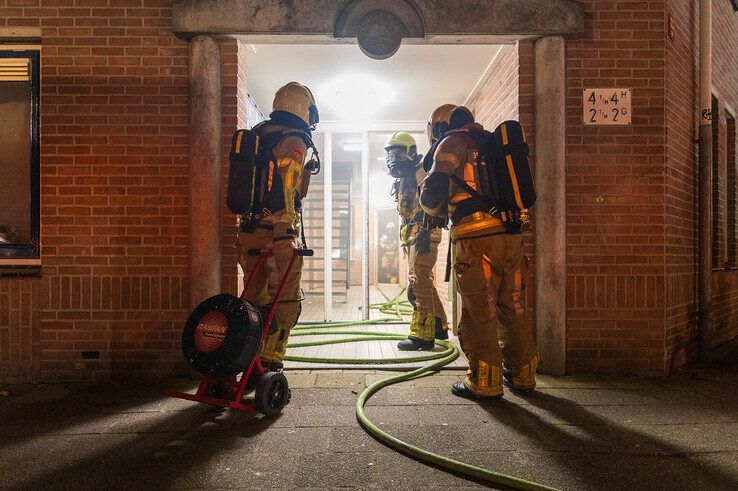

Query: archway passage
244,43,500,326
180,1,580,374
227,42,513,371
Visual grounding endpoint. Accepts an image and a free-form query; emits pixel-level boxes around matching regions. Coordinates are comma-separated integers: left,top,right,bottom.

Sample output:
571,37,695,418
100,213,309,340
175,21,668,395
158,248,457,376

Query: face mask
387,148,420,178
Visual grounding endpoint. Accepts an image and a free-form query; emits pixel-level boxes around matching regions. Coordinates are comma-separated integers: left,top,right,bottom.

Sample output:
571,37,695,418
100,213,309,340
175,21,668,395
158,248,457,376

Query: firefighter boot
450,380,476,399
451,381,493,400
434,317,449,340
452,362,504,400
503,353,539,393
397,336,435,351
398,311,436,350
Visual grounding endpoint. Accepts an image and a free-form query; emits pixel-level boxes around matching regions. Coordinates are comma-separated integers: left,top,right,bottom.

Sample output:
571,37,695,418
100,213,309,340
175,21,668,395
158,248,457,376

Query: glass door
298,123,427,323
299,131,327,322
328,132,365,322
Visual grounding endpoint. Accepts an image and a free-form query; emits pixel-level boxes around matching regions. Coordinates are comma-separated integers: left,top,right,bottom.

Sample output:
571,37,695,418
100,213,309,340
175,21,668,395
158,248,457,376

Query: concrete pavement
1,363,737,490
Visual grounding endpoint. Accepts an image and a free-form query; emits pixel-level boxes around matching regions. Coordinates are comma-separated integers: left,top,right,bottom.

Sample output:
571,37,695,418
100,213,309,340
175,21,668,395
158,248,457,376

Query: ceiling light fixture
342,141,363,152
318,74,394,121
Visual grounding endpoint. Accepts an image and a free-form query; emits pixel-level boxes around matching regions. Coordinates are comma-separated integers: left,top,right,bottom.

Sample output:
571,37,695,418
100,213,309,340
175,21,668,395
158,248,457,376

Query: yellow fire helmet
384,131,417,154
427,103,457,144
272,81,320,129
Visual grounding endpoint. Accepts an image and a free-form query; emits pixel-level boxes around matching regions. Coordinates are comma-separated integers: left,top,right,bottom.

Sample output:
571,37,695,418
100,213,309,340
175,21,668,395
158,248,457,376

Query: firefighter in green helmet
385,131,449,350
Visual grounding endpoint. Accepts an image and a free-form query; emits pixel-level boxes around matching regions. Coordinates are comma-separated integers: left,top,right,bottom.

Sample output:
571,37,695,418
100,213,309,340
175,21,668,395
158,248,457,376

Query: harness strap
451,229,521,244
444,231,453,283
240,222,274,232
450,175,495,210
450,198,486,226
299,206,308,249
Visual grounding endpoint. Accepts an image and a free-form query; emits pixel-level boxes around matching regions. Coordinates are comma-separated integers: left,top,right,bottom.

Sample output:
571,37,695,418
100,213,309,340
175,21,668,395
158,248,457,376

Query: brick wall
0,0,191,380
707,0,738,350
0,278,41,382
665,0,698,370
565,1,667,374
666,0,738,369
469,44,521,128
220,39,249,297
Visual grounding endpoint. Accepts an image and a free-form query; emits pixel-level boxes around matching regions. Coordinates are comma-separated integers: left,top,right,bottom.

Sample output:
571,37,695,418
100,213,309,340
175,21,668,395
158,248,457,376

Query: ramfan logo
194,311,228,353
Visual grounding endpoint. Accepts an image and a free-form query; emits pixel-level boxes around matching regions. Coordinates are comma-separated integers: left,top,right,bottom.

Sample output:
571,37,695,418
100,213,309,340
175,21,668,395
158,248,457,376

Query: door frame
182,2,573,372
312,121,426,322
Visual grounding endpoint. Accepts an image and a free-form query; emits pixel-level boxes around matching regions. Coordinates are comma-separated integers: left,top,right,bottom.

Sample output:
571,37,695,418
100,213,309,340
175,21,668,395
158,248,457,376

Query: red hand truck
167,247,313,415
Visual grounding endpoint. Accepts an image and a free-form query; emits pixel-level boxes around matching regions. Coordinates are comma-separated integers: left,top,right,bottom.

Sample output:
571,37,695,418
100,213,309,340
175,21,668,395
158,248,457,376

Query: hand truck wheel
254,371,291,416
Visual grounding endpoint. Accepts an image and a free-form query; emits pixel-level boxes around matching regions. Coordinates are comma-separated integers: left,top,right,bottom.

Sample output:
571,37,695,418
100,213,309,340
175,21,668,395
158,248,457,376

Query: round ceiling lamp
356,10,404,60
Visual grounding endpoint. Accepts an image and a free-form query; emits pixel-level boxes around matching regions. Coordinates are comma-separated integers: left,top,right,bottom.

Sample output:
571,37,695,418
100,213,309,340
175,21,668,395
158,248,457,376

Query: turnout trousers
237,222,304,366
407,230,448,341
453,233,538,396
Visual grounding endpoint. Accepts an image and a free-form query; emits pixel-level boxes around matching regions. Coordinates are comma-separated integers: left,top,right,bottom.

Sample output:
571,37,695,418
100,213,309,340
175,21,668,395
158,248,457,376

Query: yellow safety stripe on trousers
501,123,524,210
465,364,502,397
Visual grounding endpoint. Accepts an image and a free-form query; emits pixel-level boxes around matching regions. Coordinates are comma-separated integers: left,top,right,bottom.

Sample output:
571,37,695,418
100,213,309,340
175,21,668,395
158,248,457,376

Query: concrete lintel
534,36,567,375
228,34,534,46
0,27,42,44
173,0,584,39
189,35,222,309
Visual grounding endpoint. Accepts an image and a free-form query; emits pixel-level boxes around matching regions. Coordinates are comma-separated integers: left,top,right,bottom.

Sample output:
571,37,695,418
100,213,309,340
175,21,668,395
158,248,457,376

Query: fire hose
284,320,557,491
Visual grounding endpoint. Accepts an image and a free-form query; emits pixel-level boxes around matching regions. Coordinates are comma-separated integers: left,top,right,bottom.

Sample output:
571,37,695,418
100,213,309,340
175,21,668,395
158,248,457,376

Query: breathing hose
285,320,557,491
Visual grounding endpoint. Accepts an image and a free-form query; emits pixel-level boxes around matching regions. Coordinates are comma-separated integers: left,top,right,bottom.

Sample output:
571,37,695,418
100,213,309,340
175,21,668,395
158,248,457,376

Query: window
246,92,265,128
727,110,737,267
0,50,39,258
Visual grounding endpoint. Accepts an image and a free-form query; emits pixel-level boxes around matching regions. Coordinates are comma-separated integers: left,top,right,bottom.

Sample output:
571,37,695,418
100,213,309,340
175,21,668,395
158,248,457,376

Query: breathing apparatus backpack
227,122,320,225
437,120,536,229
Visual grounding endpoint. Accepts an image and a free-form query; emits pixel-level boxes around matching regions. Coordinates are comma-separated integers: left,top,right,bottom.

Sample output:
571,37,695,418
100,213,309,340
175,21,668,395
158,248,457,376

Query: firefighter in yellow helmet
237,81,319,372
378,221,399,284
419,105,539,399
385,131,449,350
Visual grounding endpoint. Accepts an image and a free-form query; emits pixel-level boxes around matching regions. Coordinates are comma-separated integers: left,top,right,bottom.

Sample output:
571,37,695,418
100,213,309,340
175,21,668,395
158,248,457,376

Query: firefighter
378,221,399,284
419,105,539,399
236,81,319,372
385,131,449,351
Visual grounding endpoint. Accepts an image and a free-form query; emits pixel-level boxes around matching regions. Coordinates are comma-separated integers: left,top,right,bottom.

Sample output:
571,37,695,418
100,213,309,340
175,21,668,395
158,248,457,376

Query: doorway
245,44,499,322
181,0,575,373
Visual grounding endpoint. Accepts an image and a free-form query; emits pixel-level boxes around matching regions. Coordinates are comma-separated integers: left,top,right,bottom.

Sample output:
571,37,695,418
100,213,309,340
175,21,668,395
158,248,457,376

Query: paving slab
2,360,738,489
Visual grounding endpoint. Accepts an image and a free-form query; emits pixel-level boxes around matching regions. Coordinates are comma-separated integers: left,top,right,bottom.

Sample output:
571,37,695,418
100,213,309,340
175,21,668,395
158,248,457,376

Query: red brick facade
666,0,738,370
465,41,536,330
565,1,668,373
220,40,249,296
0,0,736,381
0,0,192,381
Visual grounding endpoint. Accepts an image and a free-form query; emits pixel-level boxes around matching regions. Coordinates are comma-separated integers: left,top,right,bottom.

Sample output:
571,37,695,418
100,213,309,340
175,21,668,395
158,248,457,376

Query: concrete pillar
534,36,567,375
189,36,222,309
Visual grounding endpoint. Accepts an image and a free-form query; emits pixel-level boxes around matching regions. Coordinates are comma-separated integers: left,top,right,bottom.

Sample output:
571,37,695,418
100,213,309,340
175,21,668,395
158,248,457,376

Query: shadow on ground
0,354,737,489
479,389,738,490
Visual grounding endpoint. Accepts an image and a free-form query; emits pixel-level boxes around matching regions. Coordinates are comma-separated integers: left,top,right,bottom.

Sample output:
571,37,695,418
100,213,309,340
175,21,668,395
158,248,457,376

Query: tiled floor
301,284,414,322
284,322,468,370
293,284,464,370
